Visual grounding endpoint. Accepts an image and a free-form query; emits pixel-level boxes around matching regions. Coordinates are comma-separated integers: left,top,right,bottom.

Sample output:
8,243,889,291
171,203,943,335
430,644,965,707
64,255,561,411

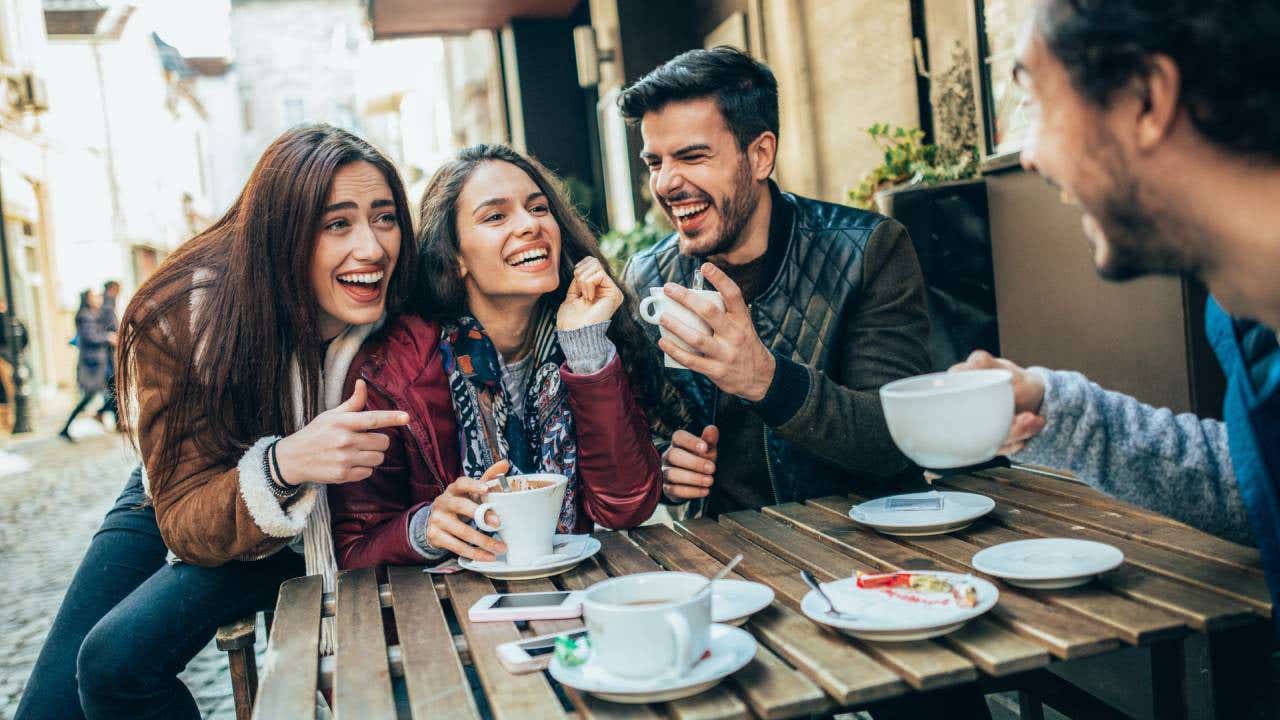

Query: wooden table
251,467,1274,719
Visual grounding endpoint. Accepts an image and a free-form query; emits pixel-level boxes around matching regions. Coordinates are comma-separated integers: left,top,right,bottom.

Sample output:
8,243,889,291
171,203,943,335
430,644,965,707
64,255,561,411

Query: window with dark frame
974,0,1033,158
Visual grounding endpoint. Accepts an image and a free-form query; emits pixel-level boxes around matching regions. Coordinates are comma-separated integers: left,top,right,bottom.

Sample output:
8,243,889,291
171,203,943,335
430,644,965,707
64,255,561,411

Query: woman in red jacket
329,145,664,568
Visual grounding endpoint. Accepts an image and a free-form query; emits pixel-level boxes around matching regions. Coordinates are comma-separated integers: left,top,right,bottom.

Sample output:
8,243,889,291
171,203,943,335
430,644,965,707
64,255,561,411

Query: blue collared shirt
1206,297,1280,636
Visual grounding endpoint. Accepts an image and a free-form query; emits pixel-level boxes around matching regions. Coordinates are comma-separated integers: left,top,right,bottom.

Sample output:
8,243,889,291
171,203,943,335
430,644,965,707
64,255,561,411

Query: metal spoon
495,473,512,493
800,569,856,619
692,554,744,599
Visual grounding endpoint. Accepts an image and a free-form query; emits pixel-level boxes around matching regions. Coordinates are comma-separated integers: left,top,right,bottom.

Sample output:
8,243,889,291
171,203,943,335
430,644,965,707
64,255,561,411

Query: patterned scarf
440,312,579,532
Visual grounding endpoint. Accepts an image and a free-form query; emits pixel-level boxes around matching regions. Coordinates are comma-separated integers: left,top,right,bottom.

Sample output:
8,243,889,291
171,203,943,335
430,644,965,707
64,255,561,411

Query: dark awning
367,0,581,39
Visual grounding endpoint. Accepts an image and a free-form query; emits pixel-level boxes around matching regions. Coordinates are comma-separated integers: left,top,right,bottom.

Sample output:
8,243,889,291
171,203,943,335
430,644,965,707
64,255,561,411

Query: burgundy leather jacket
328,314,663,570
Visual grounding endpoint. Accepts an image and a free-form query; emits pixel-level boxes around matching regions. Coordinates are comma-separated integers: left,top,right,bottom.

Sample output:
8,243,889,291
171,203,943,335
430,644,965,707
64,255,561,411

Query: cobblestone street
0,422,241,720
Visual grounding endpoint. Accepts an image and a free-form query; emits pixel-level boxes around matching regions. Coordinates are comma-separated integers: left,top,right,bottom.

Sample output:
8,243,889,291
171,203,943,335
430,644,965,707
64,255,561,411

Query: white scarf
299,318,381,655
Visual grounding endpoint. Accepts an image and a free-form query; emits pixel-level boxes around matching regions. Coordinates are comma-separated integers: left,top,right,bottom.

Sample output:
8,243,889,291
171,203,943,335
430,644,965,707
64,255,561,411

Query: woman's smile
503,241,553,273
335,265,387,303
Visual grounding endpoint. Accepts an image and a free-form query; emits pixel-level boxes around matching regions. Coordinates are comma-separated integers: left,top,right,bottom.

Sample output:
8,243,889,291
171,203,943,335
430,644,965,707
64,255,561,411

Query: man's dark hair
618,46,778,150
103,280,120,292
1038,0,1280,160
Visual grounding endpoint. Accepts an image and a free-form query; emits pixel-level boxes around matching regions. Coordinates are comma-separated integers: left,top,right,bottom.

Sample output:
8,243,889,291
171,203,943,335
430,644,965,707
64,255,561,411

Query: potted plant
847,43,999,370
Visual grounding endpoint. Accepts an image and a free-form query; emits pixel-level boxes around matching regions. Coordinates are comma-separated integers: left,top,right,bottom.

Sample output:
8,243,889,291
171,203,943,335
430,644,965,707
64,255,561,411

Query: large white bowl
879,369,1014,469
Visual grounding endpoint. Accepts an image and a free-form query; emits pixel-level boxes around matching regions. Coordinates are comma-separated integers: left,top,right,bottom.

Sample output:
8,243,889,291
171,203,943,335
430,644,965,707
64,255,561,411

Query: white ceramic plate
800,572,999,641
711,580,774,626
548,623,756,704
458,534,601,580
970,538,1124,589
848,491,995,536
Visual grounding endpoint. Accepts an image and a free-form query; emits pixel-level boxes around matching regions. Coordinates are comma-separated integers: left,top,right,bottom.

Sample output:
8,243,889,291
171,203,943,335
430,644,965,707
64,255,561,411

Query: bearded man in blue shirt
954,1,1280,713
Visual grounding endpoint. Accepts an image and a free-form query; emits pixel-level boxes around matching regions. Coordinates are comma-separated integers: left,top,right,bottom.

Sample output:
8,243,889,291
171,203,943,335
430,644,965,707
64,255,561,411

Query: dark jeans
97,370,117,417
60,391,99,434
15,466,304,720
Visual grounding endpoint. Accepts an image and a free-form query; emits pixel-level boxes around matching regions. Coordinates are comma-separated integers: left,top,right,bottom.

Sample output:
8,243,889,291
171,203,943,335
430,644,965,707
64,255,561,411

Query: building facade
1,0,59,399
39,1,215,389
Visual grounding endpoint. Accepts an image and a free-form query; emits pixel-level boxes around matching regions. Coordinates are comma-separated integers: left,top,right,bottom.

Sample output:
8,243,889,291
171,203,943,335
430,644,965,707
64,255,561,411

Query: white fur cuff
237,436,317,537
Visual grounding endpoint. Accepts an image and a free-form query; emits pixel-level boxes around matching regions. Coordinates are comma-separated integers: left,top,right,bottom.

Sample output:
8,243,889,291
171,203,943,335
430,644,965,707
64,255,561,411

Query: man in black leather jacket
620,47,933,517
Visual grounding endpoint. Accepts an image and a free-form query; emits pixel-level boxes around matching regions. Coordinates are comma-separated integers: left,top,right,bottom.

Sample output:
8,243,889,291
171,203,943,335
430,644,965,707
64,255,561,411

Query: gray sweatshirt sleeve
558,322,617,375
1013,368,1253,546
407,505,450,560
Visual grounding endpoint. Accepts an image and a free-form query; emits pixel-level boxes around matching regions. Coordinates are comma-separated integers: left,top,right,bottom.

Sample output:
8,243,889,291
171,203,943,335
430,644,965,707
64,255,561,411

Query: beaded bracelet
264,440,299,499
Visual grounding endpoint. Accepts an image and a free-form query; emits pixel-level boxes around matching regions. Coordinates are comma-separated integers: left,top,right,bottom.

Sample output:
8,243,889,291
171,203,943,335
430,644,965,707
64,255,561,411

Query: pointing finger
343,410,411,431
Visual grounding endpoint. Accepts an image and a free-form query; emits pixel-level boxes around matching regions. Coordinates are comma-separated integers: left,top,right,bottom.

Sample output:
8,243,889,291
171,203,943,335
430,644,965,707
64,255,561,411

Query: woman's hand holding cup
273,379,410,486
425,460,511,562
557,257,624,331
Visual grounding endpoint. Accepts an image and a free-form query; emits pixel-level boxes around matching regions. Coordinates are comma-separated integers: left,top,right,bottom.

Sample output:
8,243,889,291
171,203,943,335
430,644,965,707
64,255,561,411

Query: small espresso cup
582,571,712,680
471,473,568,566
638,287,725,369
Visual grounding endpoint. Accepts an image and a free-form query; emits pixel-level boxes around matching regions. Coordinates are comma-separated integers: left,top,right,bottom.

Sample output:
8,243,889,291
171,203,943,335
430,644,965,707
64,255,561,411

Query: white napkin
824,578,976,626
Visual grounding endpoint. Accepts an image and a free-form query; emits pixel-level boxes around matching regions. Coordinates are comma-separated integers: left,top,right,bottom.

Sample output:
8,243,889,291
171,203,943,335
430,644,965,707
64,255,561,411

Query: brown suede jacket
134,296,367,567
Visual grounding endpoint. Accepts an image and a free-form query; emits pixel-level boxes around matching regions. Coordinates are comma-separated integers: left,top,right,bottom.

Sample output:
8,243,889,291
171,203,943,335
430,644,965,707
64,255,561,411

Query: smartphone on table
467,590,585,623
496,628,588,674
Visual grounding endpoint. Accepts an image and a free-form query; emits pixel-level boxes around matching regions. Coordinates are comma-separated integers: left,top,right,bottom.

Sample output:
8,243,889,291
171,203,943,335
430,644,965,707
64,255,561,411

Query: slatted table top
252,467,1270,719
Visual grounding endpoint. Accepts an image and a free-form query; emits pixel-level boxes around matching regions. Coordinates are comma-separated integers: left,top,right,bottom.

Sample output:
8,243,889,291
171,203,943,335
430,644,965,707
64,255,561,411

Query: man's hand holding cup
949,351,1048,455
651,263,776,401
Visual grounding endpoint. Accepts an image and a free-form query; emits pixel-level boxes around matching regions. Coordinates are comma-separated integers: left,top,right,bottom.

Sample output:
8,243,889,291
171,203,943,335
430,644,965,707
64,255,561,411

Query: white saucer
458,534,601,580
549,623,756,703
800,572,998,641
711,580,774,626
970,538,1124,589
848,491,995,536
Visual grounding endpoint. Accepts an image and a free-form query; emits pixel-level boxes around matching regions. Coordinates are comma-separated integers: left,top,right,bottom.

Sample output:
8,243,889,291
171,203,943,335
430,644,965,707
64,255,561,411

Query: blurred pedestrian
94,280,121,430
59,290,115,442
0,298,27,433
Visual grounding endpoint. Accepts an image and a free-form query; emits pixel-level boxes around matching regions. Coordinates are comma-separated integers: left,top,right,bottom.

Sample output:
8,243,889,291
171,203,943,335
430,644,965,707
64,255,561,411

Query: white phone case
467,590,585,623
496,629,588,674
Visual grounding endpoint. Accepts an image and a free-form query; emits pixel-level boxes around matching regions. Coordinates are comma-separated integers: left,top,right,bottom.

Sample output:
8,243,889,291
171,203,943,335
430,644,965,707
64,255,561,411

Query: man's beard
676,157,758,258
1089,178,1199,282
1077,145,1201,282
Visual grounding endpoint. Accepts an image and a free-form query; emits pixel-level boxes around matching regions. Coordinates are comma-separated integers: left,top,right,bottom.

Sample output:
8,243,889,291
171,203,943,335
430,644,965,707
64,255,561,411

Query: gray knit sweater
1013,367,1252,546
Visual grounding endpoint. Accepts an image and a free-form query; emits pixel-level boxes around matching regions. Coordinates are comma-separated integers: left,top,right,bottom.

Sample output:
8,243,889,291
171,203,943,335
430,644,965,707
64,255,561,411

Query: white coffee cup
471,473,568,566
582,571,712,680
638,287,725,369
879,369,1014,469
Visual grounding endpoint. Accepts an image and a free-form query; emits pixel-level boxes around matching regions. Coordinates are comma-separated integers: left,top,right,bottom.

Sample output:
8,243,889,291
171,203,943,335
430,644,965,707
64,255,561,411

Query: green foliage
599,212,671,273
846,42,981,211
561,176,596,218
845,123,979,210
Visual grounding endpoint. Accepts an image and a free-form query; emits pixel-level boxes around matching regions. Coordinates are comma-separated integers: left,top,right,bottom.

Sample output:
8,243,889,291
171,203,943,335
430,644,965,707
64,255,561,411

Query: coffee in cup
582,571,712,680
638,287,725,369
472,473,568,566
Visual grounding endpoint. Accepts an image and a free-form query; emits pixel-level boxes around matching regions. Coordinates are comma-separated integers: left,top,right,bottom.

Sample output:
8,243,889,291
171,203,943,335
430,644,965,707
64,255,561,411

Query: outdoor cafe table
250,467,1274,720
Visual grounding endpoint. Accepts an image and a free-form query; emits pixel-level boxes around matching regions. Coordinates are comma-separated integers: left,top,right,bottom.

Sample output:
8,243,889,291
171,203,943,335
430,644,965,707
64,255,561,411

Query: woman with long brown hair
16,125,415,720
328,144,663,568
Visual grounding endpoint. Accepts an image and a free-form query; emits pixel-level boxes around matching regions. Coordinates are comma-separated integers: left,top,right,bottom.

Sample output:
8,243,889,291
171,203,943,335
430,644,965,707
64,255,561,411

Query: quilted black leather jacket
623,183,931,509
